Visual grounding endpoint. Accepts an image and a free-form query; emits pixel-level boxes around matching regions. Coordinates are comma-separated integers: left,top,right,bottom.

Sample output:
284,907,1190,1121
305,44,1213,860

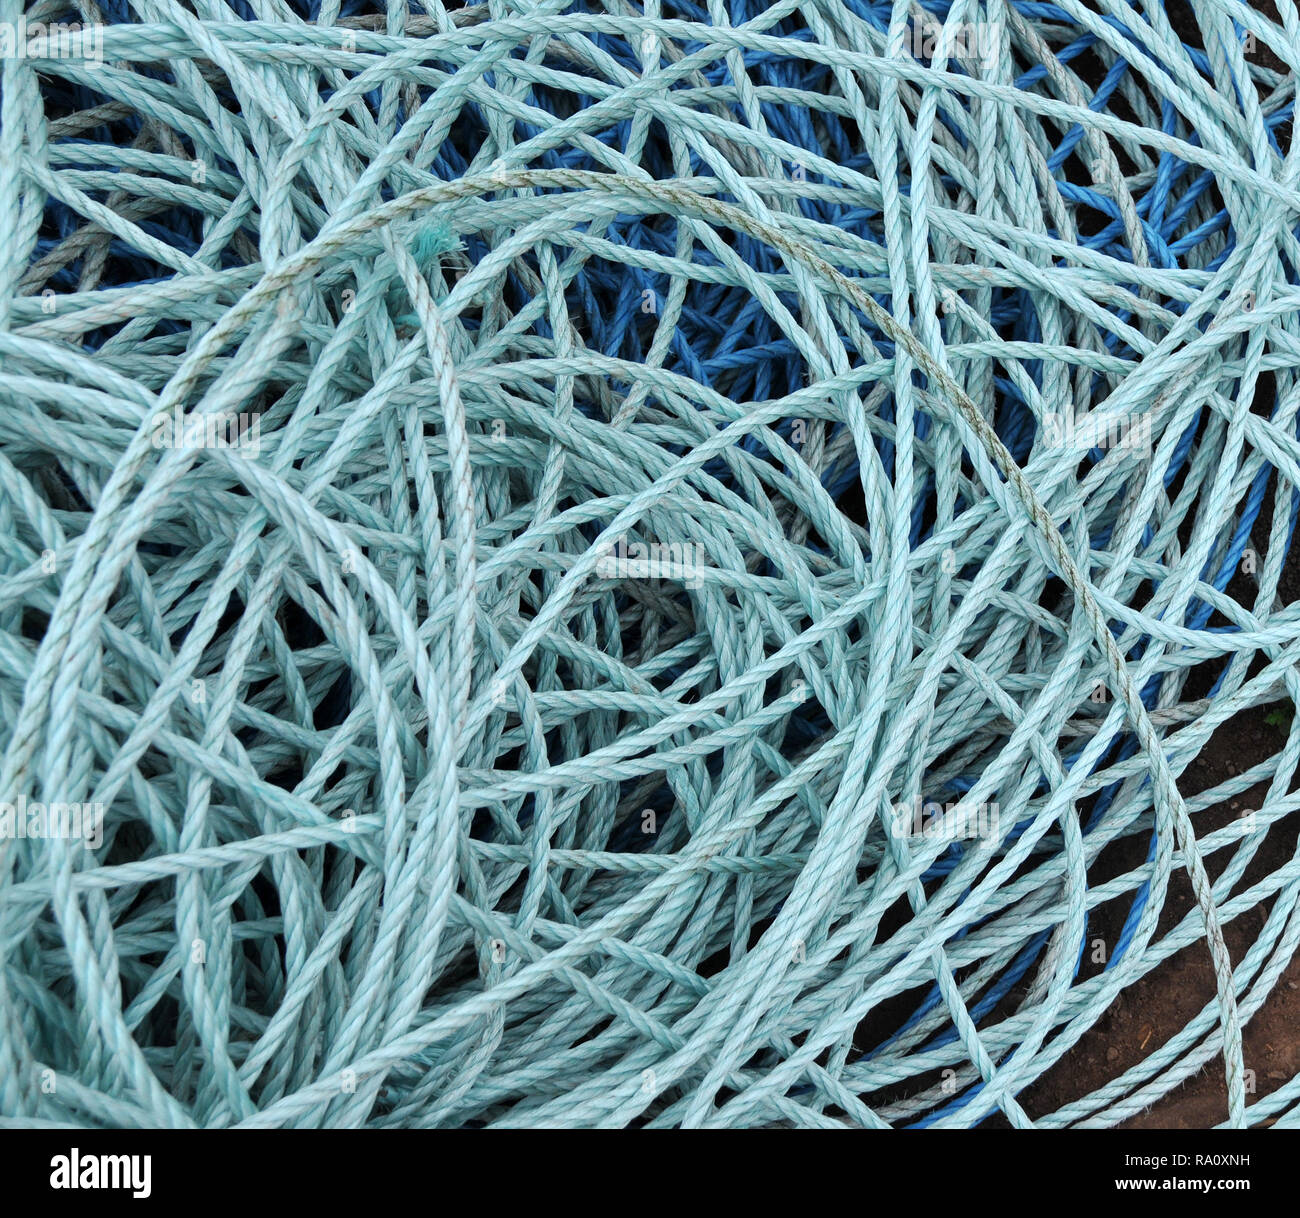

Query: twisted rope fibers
3,0,1300,1128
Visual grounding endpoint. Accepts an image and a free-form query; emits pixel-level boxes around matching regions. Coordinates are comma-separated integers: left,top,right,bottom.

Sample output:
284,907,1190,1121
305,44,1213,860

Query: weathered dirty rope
3,0,1300,1128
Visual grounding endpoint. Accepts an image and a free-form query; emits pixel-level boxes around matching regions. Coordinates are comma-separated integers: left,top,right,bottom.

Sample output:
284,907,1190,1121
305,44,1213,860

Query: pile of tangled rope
2,0,1300,1129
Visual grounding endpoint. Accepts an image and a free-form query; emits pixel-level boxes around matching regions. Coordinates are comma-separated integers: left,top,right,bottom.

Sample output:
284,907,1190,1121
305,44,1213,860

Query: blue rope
2,0,1300,1131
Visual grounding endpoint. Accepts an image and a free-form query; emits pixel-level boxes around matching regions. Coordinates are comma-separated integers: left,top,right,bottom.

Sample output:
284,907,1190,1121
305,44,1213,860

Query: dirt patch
1020,708,1300,1127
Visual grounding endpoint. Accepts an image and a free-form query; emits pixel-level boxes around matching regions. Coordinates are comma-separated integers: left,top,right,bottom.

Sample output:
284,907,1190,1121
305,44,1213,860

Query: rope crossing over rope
2,0,1300,1128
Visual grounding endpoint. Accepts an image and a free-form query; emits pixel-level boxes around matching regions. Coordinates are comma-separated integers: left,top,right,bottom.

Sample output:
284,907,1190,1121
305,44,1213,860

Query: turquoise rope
2,0,1300,1128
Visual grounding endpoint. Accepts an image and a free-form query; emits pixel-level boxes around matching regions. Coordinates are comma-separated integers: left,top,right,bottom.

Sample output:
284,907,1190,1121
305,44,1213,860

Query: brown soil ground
1019,707,1300,1128
1006,6,1299,1126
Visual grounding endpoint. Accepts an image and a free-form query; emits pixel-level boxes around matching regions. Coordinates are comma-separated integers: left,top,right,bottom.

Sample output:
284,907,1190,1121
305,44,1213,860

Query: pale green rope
2,0,1300,1128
